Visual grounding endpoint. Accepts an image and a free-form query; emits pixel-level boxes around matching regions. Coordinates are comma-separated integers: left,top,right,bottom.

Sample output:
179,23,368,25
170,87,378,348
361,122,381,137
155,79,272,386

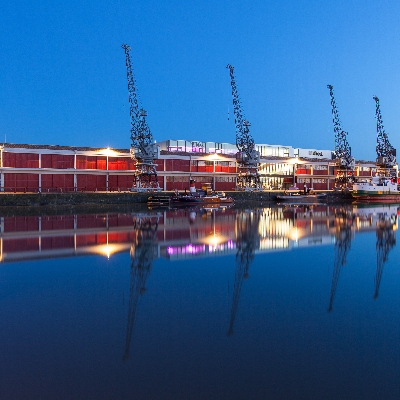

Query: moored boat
169,179,234,206
147,195,172,207
352,176,400,202
276,192,327,203
147,191,234,207
170,191,234,205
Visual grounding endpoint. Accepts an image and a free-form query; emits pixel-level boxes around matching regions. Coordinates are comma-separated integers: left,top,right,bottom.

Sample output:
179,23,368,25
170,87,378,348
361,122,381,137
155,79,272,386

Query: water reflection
1,204,398,312
1,204,399,398
352,205,398,299
372,209,396,299
124,213,160,361
328,206,354,312
328,205,398,308
1,203,398,268
228,209,260,336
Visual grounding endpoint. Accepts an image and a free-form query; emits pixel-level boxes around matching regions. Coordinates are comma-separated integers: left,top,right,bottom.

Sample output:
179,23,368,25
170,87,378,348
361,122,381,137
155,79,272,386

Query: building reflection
1,204,398,353
0,204,398,305
0,204,398,262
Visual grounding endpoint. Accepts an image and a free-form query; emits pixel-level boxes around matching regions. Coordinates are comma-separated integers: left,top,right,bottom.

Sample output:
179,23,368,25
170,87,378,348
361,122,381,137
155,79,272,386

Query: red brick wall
41,174,74,191
108,175,134,191
76,156,107,170
108,157,135,170
3,152,39,168
165,159,190,172
76,174,107,191
4,173,39,192
41,154,74,169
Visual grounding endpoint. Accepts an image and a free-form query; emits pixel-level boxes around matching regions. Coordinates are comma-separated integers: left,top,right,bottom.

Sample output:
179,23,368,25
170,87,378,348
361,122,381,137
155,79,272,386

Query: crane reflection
0,204,398,320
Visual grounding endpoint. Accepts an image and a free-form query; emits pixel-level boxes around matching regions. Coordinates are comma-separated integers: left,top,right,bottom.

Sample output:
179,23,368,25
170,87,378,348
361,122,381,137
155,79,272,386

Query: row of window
359,167,377,172
298,178,327,184
0,152,384,177
1,153,136,170
165,176,214,183
214,177,235,182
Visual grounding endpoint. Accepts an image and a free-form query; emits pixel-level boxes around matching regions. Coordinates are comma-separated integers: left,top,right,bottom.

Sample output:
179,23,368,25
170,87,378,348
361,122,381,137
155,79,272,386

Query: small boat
276,191,327,203
352,176,400,202
147,195,172,207
148,178,235,208
147,190,234,208
170,191,234,206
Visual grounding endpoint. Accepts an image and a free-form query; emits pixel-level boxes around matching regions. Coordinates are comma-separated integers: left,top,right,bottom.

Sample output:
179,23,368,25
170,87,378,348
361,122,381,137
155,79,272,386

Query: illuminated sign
309,150,323,157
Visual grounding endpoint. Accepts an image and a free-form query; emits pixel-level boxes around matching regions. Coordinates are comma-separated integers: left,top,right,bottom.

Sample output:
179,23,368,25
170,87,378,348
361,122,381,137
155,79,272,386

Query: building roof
0,142,376,164
1,143,130,153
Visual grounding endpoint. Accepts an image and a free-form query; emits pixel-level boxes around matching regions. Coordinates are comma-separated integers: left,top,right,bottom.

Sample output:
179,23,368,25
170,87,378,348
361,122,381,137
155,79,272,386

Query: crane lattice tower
373,96,397,179
227,65,262,191
122,44,160,192
327,85,356,189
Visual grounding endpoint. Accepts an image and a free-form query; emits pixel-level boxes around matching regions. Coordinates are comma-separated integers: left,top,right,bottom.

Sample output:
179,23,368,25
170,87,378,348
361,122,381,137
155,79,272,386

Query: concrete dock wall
0,190,353,208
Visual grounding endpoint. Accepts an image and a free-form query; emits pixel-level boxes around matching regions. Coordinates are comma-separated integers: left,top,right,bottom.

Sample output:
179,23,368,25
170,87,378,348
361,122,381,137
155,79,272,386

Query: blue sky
1,0,400,161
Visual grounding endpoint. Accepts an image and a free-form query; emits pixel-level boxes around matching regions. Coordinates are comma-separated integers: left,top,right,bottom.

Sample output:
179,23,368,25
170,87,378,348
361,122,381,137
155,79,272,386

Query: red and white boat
352,176,400,202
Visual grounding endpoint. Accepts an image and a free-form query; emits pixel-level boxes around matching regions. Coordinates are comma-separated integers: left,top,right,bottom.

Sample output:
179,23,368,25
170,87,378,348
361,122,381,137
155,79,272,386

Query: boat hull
171,195,234,205
352,178,400,203
148,193,234,208
276,194,327,203
352,191,400,202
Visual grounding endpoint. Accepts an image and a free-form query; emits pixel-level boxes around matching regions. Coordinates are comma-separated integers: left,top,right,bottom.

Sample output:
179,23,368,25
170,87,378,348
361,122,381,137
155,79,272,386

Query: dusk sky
1,0,400,161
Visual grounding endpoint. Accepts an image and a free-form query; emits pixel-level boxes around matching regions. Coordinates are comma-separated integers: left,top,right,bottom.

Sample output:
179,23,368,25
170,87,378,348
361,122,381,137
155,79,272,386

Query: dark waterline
0,204,399,399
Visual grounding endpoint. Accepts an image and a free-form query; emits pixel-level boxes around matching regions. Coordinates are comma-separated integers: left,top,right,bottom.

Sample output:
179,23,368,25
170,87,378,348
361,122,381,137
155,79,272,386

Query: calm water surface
0,204,399,400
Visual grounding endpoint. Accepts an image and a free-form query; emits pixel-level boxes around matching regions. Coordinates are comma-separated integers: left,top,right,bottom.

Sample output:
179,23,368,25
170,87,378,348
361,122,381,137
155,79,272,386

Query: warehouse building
0,140,376,192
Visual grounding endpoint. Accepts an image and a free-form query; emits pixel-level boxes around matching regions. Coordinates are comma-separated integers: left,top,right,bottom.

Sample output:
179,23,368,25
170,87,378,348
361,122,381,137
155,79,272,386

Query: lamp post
189,154,192,179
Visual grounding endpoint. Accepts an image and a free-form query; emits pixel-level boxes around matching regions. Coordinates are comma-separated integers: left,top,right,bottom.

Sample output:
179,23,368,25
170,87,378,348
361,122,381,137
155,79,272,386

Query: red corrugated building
0,141,378,192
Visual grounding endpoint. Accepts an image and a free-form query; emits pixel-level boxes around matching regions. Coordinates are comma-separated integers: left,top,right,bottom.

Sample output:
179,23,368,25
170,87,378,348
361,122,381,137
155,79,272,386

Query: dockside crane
122,44,160,192
327,85,356,189
123,213,160,361
373,96,397,179
328,206,354,312
374,212,396,299
227,210,261,336
226,65,262,191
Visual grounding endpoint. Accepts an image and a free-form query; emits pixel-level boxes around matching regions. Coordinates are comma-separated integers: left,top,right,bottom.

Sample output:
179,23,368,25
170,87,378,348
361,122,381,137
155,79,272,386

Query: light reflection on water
0,204,399,399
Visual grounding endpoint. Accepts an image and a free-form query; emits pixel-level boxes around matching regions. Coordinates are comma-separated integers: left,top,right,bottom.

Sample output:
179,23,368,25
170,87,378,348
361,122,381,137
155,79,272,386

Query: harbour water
0,204,399,399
